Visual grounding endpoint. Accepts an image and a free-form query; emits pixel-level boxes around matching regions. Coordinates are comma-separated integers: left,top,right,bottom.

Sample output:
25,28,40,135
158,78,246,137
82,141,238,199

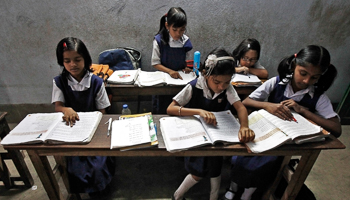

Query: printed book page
1,112,102,145
231,73,261,84
107,69,140,84
118,112,158,146
199,110,240,143
1,113,62,145
136,71,166,86
110,115,151,149
257,109,322,139
246,111,291,153
160,116,212,152
46,112,102,143
165,71,196,86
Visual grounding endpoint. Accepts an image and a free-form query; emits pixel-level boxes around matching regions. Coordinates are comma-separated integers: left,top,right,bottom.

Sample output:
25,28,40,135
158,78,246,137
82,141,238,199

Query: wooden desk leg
0,154,12,188
262,156,292,200
281,150,321,200
27,150,64,200
8,149,34,188
53,156,70,192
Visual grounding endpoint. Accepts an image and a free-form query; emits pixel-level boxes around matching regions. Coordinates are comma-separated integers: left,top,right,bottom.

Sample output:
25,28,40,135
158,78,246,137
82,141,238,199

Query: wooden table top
3,115,345,157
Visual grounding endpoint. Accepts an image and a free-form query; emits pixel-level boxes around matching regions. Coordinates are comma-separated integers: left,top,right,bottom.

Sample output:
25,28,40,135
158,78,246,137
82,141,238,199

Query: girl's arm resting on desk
282,99,342,137
236,66,249,74
98,109,106,114
153,64,183,79
243,97,342,137
236,66,269,79
249,68,269,79
54,101,79,127
232,101,255,143
167,100,217,125
299,108,341,137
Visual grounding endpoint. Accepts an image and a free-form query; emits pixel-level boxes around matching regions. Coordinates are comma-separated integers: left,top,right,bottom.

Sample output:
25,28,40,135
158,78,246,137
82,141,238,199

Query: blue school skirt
230,156,283,188
67,156,115,193
185,156,223,178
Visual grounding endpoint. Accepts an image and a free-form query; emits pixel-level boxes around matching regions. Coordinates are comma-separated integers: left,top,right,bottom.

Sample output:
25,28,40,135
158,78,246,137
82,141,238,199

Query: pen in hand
292,116,298,123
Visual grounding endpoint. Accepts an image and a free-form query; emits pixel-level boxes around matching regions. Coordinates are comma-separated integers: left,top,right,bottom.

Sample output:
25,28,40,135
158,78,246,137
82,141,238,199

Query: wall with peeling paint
0,0,349,104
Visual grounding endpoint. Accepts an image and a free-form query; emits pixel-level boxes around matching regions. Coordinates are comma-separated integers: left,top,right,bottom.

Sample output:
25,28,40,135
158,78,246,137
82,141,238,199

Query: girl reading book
232,38,268,79
52,37,115,196
151,7,193,114
223,45,342,200
167,48,255,200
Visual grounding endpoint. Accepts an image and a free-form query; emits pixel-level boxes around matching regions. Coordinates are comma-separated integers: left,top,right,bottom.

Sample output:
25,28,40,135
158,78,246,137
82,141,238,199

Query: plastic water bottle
122,104,131,115
193,51,200,76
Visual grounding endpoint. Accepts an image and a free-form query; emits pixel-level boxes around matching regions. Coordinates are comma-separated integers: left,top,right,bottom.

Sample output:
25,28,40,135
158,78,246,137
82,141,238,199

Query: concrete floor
0,125,349,200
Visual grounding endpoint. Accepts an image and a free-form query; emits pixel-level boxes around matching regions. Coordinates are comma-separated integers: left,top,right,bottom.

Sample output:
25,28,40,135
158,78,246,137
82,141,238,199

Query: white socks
224,181,238,200
210,175,221,200
224,182,256,200
241,187,257,200
173,174,198,200
174,174,222,200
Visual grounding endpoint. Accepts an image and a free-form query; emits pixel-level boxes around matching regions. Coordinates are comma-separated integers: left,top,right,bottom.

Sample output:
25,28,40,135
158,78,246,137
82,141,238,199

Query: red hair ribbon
294,53,297,58
63,42,67,50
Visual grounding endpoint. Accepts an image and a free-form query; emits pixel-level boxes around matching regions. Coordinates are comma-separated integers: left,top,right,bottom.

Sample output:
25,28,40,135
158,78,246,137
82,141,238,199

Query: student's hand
169,70,183,79
182,67,192,74
236,66,249,74
62,108,79,127
265,103,294,121
238,126,255,143
281,99,303,113
199,110,217,126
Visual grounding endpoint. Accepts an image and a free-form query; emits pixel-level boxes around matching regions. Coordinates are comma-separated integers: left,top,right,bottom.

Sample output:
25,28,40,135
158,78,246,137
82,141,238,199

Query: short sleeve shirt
249,77,338,119
151,34,191,66
173,75,241,106
51,72,110,110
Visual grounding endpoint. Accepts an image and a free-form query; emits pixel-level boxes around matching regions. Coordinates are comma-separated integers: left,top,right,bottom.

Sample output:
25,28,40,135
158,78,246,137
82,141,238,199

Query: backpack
98,47,141,71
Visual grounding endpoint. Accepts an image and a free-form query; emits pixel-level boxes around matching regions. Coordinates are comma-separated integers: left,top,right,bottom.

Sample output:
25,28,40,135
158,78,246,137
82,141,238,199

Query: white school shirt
173,75,241,106
248,77,338,119
151,34,190,66
51,72,110,110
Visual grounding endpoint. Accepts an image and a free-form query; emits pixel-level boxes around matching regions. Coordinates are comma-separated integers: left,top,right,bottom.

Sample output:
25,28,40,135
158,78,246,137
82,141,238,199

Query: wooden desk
3,115,345,200
106,84,258,112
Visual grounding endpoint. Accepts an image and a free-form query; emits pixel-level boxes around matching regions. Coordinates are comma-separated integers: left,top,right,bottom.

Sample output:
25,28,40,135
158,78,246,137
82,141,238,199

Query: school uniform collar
169,34,189,45
279,78,315,98
196,75,224,99
68,71,92,88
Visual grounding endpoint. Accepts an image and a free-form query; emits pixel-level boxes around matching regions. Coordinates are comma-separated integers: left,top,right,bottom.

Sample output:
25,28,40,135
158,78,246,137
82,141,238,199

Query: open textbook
160,110,241,152
107,69,140,84
231,73,262,87
110,113,158,150
1,111,102,145
135,70,196,87
246,109,329,153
